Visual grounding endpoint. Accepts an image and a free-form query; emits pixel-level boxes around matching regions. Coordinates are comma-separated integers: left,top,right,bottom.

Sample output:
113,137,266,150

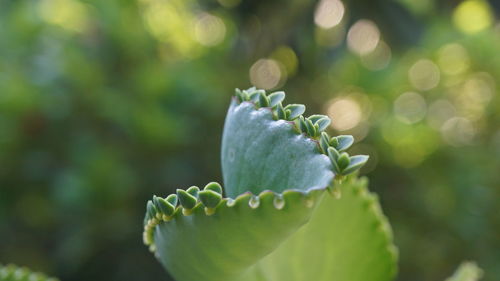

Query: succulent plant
142,87,482,281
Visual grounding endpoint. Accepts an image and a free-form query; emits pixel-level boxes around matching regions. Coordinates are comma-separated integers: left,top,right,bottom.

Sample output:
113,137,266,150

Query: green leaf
147,200,158,220
166,194,178,206
221,100,334,197
276,103,286,119
308,115,331,132
307,114,325,124
320,132,330,153
298,115,307,133
268,91,285,107
445,262,483,281
0,264,59,281
343,155,369,175
198,190,222,209
239,177,398,281
204,182,223,194
337,152,350,170
304,118,316,137
327,145,339,161
247,89,262,103
186,186,200,197
284,104,305,120
235,89,244,103
177,189,198,210
316,117,331,132
335,135,354,151
258,92,270,107
154,196,176,216
152,188,324,281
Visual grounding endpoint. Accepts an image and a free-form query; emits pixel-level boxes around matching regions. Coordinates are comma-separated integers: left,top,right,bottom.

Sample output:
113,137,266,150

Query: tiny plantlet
2,88,482,281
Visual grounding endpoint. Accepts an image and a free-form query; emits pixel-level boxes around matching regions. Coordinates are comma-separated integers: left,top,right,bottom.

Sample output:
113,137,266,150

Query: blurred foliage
0,0,499,280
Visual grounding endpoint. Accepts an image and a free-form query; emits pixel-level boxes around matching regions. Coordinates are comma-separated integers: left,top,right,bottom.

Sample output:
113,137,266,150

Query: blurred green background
0,0,499,280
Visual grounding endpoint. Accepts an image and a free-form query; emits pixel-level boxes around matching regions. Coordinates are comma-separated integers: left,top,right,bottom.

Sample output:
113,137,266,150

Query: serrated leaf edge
143,183,322,252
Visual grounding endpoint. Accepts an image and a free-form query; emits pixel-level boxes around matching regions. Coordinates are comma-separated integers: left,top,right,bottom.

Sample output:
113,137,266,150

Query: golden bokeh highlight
326,97,363,131
441,117,476,146
454,72,495,121
347,20,380,55
462,73,494,104
249,59,284,90
394,92,427,124
194,13,227,47
38,0,89,32
453,0,493,34
140,0,229,59
408,59,440,91
314,0,345,29
437,43,470,76
427,99,457,130
143,0,199,57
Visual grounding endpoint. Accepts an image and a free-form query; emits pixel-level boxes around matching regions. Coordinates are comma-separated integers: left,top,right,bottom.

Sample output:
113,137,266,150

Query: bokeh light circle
347,20,380,56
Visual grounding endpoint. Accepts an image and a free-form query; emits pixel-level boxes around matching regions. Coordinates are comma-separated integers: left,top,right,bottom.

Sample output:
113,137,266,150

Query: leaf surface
221,100,334,197
153,189,323,281
238,177,398,281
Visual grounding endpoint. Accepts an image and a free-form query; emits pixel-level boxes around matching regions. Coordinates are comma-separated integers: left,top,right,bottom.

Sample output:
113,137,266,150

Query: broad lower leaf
147,186,324,281
239,176,398,281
